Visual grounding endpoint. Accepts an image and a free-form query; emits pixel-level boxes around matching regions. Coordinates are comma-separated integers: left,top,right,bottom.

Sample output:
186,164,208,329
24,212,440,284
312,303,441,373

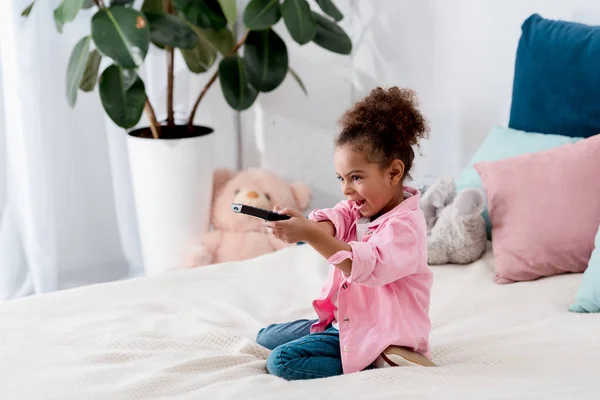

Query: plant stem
93,0,106,7
144,99,161,139
167,49,175,127
187,71,218,129
165,0,175,127
186,30,250,129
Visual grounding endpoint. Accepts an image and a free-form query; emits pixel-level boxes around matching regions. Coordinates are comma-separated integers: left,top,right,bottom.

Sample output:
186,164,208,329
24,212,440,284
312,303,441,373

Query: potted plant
22,0,352,275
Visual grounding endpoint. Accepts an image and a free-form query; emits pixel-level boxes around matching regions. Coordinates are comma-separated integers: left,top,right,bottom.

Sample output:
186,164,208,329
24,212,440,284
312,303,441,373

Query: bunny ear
454,188,486,216
420,175,456,209
213,168,234,194
420,175,456,232
291,182,312,211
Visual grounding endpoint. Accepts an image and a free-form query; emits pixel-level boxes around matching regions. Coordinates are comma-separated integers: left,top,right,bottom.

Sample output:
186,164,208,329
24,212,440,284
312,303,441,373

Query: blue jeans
256,319,343,380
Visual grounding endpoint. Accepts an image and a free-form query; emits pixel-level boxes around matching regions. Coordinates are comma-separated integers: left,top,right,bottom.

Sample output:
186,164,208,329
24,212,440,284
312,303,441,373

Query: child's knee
256,329,267,347
256,327,265,342
265,347,285,378
256,326,276,350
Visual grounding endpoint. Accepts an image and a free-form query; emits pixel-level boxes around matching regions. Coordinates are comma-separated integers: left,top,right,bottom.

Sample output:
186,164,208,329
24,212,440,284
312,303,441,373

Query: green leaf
180,38,216,73
180,47,215,74
244,29,288,92
83,0,96,9
218,0,237,27
219,55,258,111
121,68,139,91
110,0,135,5
180,24,234,73
142,1,165,50
316,0,343,22
66,36,92,107
141,0,163,13
146,13,197,49
243,0,280,31
91,7,150,69
54,0,86,33
312,12,351,55
198,27,234,55
280,0,315,45
288,66,307,96
99,65,147,129
173,0,227,29
80,50,102,92
142,0,166,49
21,2,35,17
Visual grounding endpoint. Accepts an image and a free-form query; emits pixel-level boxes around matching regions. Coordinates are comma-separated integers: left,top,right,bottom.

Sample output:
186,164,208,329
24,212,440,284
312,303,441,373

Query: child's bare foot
375,346,436,368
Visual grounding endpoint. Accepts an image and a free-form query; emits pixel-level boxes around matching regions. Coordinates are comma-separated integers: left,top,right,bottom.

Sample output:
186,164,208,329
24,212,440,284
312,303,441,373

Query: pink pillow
474,134,600,284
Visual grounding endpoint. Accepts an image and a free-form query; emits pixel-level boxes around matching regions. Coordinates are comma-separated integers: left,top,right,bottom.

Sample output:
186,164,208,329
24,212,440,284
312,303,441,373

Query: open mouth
355,199,366,207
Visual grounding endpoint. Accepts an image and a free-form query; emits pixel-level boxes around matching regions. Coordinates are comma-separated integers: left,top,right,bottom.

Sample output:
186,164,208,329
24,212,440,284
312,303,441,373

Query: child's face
334,145,404,219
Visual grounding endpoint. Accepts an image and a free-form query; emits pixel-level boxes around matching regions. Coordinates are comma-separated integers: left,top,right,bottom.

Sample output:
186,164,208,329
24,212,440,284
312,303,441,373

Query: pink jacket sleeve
308,200,354,241
327,218,421,287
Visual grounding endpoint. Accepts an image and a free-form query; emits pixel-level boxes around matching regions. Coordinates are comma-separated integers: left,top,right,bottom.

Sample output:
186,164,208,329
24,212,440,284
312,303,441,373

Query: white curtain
0,0,238,300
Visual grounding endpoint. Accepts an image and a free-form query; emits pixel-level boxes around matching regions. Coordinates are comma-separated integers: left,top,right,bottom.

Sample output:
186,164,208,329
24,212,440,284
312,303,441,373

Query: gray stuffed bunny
420,176,487,265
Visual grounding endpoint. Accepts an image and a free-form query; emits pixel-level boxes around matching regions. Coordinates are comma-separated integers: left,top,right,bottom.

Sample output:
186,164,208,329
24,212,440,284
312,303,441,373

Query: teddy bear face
212,168,311,232
232,188,271,211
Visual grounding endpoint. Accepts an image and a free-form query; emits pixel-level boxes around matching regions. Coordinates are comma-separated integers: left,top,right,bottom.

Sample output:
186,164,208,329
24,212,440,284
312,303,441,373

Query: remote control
230,203,291,221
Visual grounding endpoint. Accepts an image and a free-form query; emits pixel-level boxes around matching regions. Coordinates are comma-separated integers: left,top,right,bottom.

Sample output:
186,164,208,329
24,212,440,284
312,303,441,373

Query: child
257,86,434,380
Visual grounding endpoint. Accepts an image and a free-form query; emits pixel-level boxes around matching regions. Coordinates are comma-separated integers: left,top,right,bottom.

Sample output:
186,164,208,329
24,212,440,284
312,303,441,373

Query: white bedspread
1,244,599,400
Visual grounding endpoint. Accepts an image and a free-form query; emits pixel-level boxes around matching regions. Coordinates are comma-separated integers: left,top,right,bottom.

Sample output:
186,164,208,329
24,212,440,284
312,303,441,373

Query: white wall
243,0,600,210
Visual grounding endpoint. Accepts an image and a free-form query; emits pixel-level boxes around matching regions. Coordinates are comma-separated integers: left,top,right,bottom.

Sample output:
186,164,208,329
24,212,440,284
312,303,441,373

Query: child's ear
389,160,405,184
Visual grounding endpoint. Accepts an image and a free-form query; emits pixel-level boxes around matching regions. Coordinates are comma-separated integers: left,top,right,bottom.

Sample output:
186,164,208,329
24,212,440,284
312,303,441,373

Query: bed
1,243,599,400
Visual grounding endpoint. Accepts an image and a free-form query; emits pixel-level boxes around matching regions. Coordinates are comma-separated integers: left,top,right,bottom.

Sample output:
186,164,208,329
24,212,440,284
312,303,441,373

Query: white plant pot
126,126,215,276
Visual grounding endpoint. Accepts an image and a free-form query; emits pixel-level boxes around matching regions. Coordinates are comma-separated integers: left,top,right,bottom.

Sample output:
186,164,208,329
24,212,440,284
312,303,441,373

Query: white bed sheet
1,244,599,400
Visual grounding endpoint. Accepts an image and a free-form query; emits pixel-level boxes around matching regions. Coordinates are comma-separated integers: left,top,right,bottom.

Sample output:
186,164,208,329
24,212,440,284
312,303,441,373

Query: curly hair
336,86,430,181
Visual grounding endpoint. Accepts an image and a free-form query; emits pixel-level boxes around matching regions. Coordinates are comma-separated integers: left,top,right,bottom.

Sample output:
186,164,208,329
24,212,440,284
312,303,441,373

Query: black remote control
230,203,291,221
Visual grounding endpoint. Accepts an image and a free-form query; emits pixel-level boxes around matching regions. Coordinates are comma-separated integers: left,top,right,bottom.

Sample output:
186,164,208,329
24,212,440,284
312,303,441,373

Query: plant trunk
167,49,174,127
187,31,250,129
144,99,161,139
166,0,175,127
187,71,218,130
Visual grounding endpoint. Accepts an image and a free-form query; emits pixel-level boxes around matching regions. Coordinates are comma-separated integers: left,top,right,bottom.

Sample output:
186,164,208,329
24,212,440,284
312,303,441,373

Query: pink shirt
308,186,433,374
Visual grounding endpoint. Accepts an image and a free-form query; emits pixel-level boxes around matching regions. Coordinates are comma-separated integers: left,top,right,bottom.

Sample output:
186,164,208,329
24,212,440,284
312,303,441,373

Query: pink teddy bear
182,168,312,267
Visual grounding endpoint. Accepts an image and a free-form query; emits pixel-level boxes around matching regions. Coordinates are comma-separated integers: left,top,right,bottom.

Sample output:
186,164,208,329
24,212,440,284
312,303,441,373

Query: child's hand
264,206,316,244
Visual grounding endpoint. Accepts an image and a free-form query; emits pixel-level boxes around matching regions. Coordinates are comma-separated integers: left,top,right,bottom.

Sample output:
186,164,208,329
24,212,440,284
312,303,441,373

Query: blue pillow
570,226,600,313
456,126,582,237
509,14,600,138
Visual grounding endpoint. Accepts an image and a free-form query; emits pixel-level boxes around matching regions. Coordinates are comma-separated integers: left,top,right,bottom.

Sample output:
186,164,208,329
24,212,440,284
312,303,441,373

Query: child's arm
316,221,335,237
305,227,353,275
330,219,421,287
268,212,422,287
267,208,353,275
306,201,354,241
266,208,352,269
272,204,342,238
